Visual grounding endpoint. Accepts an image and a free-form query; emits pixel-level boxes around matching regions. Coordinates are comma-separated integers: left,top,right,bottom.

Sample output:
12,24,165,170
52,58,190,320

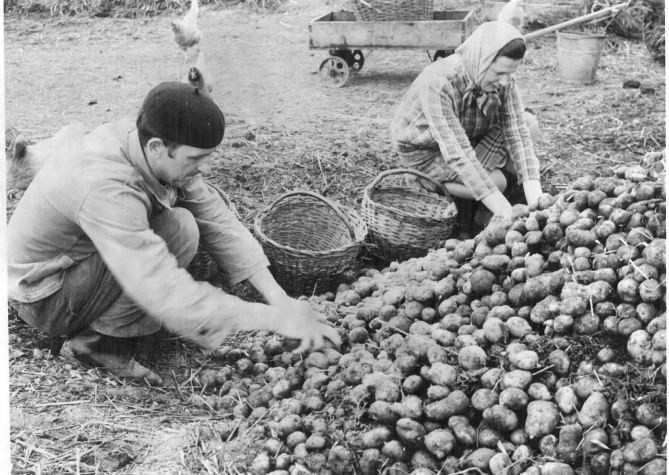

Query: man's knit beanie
138,82,225,149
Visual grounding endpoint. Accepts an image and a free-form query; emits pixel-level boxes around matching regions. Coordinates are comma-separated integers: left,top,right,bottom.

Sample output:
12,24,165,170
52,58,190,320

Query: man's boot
61,329,163,385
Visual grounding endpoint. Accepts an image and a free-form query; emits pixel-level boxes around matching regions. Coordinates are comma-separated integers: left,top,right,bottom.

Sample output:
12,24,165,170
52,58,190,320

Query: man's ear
146,137,167,158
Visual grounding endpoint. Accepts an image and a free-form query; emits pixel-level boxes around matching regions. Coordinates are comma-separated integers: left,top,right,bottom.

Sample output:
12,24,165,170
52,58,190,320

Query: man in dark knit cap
7,82,340,384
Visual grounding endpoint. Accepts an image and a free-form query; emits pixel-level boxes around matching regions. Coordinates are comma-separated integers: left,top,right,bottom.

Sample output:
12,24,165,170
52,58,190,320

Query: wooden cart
308,10,476,87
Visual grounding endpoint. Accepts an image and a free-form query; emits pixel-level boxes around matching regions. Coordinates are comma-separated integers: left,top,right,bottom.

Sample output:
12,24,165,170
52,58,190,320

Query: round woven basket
254,190,368,297
351,0,434,22
361,168,457,262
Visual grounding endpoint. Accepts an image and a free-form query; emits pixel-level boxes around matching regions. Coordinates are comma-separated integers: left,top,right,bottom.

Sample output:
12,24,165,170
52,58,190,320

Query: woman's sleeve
500,82,541,183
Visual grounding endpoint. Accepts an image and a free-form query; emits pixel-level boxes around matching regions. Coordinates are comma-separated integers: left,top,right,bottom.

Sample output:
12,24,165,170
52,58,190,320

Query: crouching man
7,81,340,385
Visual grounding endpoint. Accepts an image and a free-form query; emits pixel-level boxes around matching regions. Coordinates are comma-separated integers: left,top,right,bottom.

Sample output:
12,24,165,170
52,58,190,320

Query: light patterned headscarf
455,21,524,121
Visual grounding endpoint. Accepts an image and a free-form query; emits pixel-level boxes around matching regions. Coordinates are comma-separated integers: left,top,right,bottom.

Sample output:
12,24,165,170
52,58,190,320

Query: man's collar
126,128,176,209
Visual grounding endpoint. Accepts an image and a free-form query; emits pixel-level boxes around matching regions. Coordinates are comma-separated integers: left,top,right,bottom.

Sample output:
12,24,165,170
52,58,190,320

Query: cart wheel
433,50,454,62
319,56,350,87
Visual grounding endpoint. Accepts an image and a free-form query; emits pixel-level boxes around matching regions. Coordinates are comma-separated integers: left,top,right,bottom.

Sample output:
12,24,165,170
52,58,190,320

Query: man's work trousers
16,207,199,338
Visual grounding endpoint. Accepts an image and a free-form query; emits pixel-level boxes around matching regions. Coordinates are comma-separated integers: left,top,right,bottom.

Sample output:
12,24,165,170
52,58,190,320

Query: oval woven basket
254,190,368,297
361,168,457,262
351,0,434,22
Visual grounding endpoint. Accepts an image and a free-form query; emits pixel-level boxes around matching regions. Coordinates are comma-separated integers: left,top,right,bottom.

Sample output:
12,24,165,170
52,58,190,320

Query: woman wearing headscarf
391,21,542,227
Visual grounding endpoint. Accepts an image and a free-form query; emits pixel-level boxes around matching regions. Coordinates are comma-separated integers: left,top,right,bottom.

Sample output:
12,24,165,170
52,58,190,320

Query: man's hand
245,268,341,352
272,298,341,353
523,179,543,209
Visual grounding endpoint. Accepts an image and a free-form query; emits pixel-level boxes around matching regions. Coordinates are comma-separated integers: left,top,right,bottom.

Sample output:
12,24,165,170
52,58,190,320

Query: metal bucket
556,31,606,85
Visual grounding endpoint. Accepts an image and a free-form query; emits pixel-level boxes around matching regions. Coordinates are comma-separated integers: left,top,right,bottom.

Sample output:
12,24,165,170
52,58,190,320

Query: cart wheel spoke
319,56,350,87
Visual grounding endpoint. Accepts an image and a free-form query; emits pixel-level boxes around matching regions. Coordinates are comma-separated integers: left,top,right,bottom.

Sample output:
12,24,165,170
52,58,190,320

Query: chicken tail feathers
187,66,212,96
188,0,199,17
188,67,202,87
498,0,524,30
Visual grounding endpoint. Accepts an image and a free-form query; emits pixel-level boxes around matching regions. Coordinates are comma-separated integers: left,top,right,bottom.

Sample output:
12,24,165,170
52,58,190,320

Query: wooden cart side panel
309,19,469,49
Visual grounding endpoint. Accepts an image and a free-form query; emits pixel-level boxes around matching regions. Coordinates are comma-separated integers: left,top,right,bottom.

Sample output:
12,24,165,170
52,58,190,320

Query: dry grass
4,0,288,18
9,303,274,473
520,35,665,194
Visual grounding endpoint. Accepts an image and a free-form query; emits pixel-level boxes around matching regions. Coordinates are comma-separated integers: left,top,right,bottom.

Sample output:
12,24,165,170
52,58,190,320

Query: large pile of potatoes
200,152,667,475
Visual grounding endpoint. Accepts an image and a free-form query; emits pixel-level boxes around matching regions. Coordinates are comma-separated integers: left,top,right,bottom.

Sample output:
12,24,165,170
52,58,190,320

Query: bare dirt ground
3,0,666,473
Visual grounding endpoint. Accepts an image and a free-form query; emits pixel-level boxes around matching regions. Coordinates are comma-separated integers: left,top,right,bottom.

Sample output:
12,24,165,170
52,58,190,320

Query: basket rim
264,190,359,240
362,168,457,219
253,194,367,258
362,186,458,221
254,221,366,258
352,0,434,21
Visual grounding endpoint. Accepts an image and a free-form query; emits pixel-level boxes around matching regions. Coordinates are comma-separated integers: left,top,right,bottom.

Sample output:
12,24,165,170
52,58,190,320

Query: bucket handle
265,190,357,240
368,168,452,199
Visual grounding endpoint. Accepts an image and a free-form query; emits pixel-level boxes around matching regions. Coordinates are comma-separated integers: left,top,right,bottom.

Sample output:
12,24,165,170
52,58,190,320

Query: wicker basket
361,168,457,262
254,190,368,297
352,0,434,21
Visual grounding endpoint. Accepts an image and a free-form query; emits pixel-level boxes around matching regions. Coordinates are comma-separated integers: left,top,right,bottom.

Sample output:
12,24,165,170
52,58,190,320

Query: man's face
480,56,521,93
159,142,216,186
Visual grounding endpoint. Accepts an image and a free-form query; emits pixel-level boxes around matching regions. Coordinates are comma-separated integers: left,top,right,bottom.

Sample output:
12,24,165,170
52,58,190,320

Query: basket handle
369,168,451,198
266,190,357,240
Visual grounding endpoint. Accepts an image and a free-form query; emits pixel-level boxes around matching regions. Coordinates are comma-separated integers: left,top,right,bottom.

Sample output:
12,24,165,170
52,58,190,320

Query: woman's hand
523,179,542,209
480,189,513,218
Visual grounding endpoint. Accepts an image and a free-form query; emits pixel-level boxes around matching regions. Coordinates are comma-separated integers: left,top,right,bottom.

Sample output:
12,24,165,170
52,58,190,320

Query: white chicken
172,0,202,60
497,0,525,32
187,50,213,97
